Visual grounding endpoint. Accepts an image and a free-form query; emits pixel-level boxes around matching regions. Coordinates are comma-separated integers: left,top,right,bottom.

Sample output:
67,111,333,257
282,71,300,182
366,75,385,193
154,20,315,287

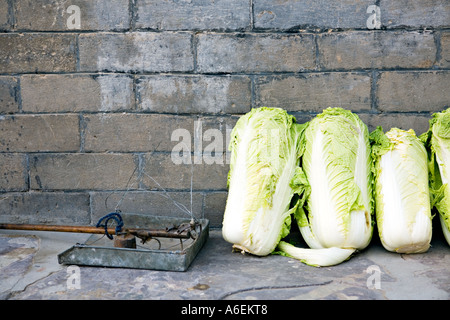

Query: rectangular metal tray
57,215,209,272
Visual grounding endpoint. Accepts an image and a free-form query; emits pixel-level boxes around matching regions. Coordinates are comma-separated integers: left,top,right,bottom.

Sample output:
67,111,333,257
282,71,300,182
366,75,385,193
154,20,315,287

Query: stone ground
1,227,449,301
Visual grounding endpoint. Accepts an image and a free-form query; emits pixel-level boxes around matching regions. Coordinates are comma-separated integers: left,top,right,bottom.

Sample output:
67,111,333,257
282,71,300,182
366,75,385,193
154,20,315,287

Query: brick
0,114,80,152
440,32,450,68
287,113,315,127
318,31,436,70
0,192,90,225
15,0,130,31
79,32,194,72
0,154,27,192
203,192,227,228
255,73,371,112
0,77,19,114
382,0,450,29
135,0,250,31
136,75,251,114
21,74,134,113
141,153,229,191
377,71,450,113
83,113,236,153
0,33,77,73
197,33,315,73
30,153,139,191
254,0,373,30
90,191,203,221
366,113,431,136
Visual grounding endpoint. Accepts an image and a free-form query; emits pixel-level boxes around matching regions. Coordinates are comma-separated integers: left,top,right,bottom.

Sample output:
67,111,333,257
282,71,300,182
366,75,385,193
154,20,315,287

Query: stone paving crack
218,280,333,300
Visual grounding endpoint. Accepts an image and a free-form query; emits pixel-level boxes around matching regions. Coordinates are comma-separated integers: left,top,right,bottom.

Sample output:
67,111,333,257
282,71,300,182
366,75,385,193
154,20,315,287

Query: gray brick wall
0,1,449,228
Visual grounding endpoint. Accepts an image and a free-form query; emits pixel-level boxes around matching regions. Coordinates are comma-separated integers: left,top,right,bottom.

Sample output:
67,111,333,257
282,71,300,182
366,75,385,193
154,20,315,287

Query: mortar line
3,26,450,34
78,113,86,153
129,0,136,31
314,33,320,70
370,70,379,113
4,66,449,78
192,33,198,73
7,0,16,31
434,30,442,67
25,153,30,192
250,75,256,108
16,75,22,113
132,74,138,111
75,34,80,71
249,0,254,31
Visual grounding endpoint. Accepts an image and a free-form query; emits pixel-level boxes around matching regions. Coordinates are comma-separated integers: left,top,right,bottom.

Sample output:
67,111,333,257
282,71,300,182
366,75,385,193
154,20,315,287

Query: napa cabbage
277,108,374,267
222,107,307,256
421,108,450,246
371,127,432,253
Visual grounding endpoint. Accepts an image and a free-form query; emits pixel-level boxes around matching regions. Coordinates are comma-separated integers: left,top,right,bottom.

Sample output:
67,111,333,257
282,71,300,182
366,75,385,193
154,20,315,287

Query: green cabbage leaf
421,108,450,246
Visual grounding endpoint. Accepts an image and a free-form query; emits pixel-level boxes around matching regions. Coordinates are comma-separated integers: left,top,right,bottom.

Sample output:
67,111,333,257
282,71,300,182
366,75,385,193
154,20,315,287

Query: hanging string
140,170,195,220
104,152,197,223
112,165,139,213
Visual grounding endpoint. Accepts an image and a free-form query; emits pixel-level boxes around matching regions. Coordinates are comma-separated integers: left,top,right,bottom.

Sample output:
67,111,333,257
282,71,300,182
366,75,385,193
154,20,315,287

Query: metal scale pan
57,214,209,272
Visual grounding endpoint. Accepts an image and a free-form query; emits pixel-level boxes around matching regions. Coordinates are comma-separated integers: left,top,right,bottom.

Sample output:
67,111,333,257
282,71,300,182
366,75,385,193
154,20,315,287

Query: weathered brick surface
365,113,431,136
79,32,194,72
135,0,250,31
30,153,139,191
0,1,449,225
0,153,27,192
318,31,436,70
255,73,372,112
21,74,134,113
254,0,374,30
0,34,77,73
15,0,130,31
382,0,450,29
83,113,236,153
141,153,229,191
377,71,450,113
136,75,251,114
83,113,176,152
0,0,9,30
0,114,80,152
440,32,450,68
197,33,315,73
0,77,19,114
0,192,90,225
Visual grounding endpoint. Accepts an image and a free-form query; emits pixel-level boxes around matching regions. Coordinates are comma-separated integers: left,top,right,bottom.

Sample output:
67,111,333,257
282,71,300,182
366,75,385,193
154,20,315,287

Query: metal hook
95,212,124,240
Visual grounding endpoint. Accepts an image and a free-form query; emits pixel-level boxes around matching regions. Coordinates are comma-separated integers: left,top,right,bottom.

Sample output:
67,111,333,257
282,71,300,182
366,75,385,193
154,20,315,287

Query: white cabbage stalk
278,108,374,267
222,107,306,256
372,127,432,253
277,242,355,267
421,108,450,245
